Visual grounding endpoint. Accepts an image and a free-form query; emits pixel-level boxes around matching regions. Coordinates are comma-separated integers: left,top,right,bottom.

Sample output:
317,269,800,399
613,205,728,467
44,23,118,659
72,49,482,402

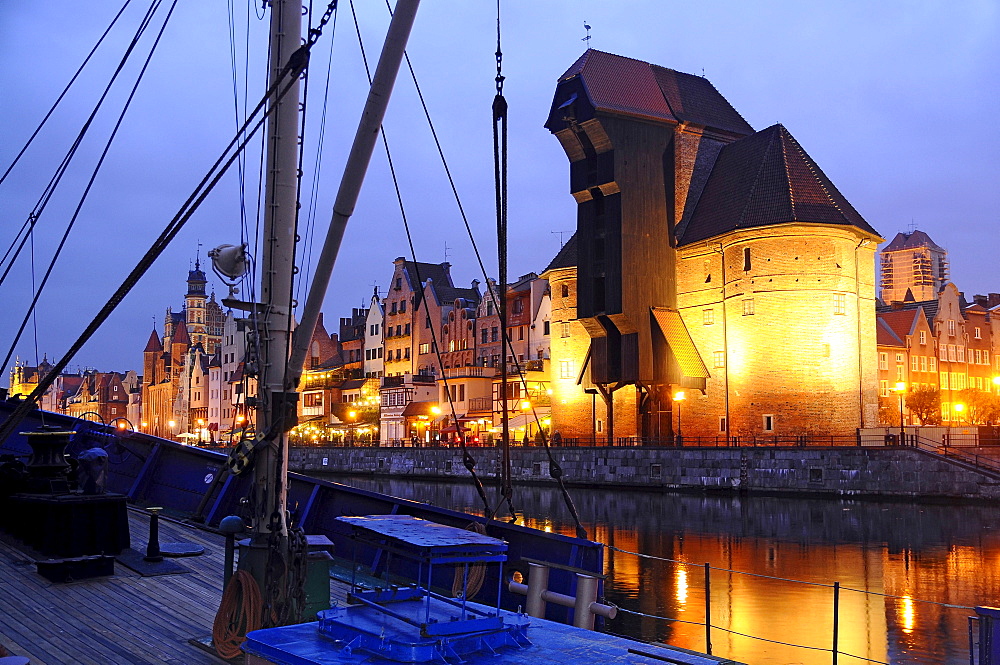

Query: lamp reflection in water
675,564,689,605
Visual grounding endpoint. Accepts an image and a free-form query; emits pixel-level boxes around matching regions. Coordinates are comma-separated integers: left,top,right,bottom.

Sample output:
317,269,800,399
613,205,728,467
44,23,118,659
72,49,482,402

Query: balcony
441,366,496,380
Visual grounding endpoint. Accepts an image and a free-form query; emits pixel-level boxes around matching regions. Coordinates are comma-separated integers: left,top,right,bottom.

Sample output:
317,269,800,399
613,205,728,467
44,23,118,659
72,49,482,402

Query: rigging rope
0,27,309,446
0,0,162,292
1,0,178,378
349,0,493,518
212,569,263,659
0,0,134,189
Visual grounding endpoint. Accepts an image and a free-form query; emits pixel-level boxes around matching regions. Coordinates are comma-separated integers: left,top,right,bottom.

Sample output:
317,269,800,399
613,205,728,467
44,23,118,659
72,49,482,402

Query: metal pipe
525,562,549,618
832,581,840,665
573,575,599,630
704,562,712,655
287,0,421,389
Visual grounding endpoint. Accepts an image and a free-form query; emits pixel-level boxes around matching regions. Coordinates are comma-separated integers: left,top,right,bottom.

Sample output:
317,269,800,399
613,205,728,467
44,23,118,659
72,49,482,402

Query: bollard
144,507,163,562
219,515,245,590
525,563,550,618
574,575,599,630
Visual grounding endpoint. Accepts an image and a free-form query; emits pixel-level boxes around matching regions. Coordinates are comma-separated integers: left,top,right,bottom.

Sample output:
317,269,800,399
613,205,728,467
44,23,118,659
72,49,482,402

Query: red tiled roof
877,309,919,343
550,50,753,136
144,329,163,353
876,317,904,347
679,124,880,245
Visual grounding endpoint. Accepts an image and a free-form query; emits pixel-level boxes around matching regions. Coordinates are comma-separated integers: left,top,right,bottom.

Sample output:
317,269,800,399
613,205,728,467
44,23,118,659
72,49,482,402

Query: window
929,357,935,372
419,343,430,354
878,353,888,370
742,298,755,316
957,346,965,363
561,284,569,298
559,360,574,379
920,356,927,372
395,277,402,290
879,380,888,397
743,247,751,271
833,293,846,315
560,322,570,338
911,356,919,371
895,366,904,381
762,415,774,432
481,329,488,344
948,345,956,362
448,340,455,352
400,300,406,313
703,309,714,326
713,351,725,368
391,301,397,314
596,419,604,433
895,353,904,364
948,319,956,336
492,327,499,342
941,373,949,389
518,326,525,341
404,323,410,335
919,330,926,345
404,348,410,359
487,301,494,316
543,320,550,336
719,417,727,433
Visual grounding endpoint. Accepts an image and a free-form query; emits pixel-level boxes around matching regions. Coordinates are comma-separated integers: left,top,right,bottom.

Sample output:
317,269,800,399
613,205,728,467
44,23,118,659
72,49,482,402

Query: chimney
990,293,1000,308
890,301,904,310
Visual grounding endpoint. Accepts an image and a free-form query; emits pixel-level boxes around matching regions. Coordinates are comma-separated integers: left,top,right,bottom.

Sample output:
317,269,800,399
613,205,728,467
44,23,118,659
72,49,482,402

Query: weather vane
582,21,592,49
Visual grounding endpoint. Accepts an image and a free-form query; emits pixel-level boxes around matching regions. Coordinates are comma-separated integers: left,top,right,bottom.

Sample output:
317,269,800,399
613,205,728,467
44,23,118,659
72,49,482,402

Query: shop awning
651,307,710,379
402,401,438,417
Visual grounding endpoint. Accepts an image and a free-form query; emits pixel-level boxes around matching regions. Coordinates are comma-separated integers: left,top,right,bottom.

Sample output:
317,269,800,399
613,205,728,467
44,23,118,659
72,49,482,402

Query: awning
651,307,710,379
402,401,438,417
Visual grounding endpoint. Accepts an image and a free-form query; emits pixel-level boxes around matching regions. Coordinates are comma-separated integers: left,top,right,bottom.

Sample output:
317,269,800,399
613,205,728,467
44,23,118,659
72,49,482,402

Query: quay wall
288,446,1000,501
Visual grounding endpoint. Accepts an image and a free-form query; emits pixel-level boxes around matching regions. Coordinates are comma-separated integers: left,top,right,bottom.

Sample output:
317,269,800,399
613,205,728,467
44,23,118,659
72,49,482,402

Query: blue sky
0,0,997,378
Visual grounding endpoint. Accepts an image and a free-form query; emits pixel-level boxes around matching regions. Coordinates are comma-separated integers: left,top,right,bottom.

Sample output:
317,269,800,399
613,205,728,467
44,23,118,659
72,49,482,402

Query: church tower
186,260,208,350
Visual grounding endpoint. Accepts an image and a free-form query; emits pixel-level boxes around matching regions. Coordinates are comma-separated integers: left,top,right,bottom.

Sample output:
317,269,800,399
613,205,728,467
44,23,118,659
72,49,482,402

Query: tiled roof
172,321,190,345
882,230,944,253
552,50,753,136
876,316,905,347
679,124,879,245
877,309,919,342
144,329,163,353
876,299,940,324
543,233,578,272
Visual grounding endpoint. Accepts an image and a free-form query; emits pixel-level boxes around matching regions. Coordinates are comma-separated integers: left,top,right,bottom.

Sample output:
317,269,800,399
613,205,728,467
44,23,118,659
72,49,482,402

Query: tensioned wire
606,543,975,610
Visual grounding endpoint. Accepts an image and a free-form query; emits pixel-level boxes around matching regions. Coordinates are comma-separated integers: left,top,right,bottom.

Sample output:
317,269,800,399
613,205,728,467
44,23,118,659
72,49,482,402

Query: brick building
545,50,882,441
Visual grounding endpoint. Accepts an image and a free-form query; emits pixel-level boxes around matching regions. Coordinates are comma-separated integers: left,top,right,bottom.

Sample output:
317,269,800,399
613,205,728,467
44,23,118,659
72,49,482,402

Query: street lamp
953,402,965,426
168,419,177,440
894,382,906,446
673,391,686,446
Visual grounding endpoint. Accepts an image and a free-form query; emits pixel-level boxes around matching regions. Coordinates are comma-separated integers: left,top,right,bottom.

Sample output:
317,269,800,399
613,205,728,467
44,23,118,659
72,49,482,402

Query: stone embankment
289,446,1000,501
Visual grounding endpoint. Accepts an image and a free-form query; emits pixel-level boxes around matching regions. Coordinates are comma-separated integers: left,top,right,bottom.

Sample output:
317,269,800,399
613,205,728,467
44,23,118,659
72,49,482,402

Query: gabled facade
879,230,949,304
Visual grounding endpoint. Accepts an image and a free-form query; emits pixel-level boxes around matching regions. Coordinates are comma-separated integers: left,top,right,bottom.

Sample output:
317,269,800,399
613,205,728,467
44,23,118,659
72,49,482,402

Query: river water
315,474,999,665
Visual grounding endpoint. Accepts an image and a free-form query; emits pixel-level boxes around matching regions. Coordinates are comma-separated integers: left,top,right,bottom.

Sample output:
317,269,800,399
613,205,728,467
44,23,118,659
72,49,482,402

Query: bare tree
906,387,941,425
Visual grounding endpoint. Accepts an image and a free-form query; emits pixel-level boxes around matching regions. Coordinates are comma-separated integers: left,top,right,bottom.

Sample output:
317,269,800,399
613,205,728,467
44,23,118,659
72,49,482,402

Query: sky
0,0,998,382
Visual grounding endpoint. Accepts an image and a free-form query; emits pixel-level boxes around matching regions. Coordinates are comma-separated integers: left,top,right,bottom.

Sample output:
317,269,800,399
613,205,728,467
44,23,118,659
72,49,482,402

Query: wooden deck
0,507,300,665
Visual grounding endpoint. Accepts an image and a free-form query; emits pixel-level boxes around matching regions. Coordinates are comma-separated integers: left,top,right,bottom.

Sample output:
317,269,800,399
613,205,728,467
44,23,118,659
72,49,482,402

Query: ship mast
244,0,422,617
242,0,301,590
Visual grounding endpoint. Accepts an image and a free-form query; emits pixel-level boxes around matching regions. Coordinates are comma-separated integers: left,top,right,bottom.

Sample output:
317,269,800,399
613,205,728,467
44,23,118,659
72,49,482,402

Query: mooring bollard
144,506,163,562
508,562,617,630
219,515,245,590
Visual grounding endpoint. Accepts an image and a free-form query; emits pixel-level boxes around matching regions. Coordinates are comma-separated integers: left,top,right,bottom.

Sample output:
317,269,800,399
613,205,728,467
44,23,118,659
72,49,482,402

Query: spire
145,328,163,352
172,320,190,346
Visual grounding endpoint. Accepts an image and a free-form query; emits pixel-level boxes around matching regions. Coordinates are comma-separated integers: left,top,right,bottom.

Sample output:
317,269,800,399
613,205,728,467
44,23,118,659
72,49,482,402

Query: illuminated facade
545,50,882,440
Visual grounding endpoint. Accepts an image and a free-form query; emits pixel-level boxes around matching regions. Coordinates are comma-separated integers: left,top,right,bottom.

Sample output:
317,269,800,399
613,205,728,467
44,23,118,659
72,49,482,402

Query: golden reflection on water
331,476,1000,664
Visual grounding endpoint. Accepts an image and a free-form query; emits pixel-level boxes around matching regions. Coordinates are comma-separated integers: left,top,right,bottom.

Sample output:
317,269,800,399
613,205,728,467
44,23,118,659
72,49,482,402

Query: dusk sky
1,0,997,381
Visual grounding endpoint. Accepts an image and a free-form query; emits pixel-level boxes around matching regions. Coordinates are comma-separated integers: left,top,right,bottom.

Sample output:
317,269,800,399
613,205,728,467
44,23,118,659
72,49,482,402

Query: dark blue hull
0,402,603,624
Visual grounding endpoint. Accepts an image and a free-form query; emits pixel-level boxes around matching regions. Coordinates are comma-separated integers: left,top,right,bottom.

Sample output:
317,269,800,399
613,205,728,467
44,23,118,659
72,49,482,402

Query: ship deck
0,506,351,665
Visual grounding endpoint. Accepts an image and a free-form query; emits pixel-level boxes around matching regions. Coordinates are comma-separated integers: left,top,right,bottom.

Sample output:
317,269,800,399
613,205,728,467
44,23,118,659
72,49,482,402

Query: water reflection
318,474,1000,665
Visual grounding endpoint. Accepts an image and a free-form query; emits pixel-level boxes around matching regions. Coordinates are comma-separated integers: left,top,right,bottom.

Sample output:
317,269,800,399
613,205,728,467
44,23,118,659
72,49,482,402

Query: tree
955,389,1000,425
877,395,898,426
906,387,941,425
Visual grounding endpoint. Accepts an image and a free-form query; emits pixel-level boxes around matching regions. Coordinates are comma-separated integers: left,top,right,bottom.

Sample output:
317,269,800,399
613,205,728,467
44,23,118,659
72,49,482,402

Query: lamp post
953,402,965,426
673,391,686,446
197,419,205,445
894,382,906,446
348,410,357,446
168,419,177,441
